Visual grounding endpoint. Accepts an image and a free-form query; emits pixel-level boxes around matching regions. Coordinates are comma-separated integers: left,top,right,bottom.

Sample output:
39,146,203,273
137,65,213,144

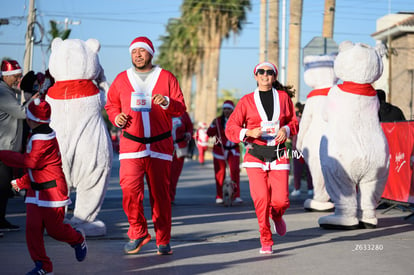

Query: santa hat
222,100,235,110
1,60,23,76
129,36,155,56
198,122,207,128
253,61,278,78
27,98,51,124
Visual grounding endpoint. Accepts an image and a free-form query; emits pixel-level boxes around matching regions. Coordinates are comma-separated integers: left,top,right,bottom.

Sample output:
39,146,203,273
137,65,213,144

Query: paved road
1,157,413,274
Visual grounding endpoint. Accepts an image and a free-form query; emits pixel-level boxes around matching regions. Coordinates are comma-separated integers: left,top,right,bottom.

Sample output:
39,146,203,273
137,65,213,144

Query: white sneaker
216,198,223,204
233,197,243,203
290,189,301,196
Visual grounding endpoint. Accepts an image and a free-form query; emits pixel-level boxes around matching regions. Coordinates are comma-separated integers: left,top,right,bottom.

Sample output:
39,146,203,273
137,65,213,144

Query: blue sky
0,0,412,102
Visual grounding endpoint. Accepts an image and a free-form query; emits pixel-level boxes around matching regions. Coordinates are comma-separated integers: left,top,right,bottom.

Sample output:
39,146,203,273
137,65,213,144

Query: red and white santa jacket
105,66,186,161
172,111,193,150
195,127,209,148
0,126,71,207
207,115,240,160
225,88,298,170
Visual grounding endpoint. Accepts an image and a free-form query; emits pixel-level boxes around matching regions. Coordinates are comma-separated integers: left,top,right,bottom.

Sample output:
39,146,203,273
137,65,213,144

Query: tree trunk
322,0,335,38
268,0,279,67
287,0,303,103
260,0,268,62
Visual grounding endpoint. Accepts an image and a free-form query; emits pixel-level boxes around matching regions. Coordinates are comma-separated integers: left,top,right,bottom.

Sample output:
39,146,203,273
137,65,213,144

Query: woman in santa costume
207,100,242,204
225,62,298,254
195,122,209,165
170,111,193,203
105,36,186,255
0,99,87,274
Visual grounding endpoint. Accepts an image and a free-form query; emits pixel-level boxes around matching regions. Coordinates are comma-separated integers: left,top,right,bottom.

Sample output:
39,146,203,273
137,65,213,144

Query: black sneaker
26,261,52,275
0,220,20,232
157,243,173,255
124,234,151,254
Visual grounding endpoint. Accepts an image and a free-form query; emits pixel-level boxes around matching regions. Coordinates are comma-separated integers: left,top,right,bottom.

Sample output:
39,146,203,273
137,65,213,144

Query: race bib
261,121,279,140
131,91,151,112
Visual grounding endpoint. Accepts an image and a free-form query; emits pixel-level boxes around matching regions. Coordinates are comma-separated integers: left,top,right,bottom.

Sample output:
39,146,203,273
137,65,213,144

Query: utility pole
23,0,35,74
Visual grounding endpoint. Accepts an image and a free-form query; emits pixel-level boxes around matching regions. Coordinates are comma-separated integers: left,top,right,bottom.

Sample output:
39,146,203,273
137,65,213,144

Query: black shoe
0,220,20,232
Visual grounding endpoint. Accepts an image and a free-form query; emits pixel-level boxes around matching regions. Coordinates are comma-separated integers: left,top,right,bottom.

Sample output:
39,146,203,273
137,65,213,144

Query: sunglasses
256,69,275,76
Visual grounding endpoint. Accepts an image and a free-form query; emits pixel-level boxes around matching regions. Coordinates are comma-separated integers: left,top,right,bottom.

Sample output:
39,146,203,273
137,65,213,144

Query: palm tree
181,0,251,124
287,0,303,103
47,20,71,50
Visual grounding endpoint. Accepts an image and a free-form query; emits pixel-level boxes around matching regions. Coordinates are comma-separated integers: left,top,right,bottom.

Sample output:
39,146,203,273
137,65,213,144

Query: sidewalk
1,157,413,275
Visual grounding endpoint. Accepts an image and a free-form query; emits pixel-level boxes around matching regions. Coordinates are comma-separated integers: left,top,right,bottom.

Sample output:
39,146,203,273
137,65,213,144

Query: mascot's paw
318,214,359,230
358,217,378,229
304,199,335,212
70,218,107,237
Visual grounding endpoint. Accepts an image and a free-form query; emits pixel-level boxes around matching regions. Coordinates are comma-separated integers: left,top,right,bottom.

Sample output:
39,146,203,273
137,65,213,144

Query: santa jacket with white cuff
0,124,71,207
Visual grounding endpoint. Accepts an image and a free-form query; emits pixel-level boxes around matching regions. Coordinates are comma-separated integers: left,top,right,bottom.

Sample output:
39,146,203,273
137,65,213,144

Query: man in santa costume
195,122,209,165
207,100,242,204
170,111,193,203
0,99,87,274
225,62,298,254
105,36,186,255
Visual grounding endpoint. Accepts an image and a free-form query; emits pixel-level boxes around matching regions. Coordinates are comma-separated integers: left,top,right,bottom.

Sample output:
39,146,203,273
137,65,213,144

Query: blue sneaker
124,234,151,254
157,243,173,255
71,229,87,262
26,261,53,275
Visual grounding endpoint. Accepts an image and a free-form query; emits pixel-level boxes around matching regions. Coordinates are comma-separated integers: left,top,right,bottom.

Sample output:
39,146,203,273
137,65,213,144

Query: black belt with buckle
248,143,285,162
31,180,57,190
123,131,171,144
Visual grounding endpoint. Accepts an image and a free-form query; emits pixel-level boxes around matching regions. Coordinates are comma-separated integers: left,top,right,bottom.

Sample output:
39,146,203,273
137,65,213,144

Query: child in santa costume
207,100,242,204
225,62,298,254
170,111,194,203
0,99,87,275
195,122,209,165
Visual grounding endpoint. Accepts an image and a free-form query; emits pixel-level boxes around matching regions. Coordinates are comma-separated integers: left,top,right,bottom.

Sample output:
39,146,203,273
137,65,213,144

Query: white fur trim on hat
222,103,234,109
253,62,278,78
129,42,154,56
1,68,23,76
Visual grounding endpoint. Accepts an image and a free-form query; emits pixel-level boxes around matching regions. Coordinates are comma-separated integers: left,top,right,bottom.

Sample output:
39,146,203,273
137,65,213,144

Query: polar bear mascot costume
318,41,389,229
297,54,337,212
46,38,113,236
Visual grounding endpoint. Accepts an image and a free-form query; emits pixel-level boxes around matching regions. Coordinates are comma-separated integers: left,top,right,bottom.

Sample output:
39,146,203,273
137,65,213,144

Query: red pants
197,145,208,164
120,157,171,245
246,168,290,246
213,153,240,198
170,153,185,202
26,204,83,273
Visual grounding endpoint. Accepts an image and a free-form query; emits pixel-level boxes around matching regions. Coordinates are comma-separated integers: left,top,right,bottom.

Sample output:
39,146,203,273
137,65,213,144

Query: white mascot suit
46,38,113,236
297,54,337,212
318,41,390,229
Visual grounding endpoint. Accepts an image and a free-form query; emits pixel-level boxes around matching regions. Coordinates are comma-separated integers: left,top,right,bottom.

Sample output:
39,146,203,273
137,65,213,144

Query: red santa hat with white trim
253,61,278,78
1,60,23,76
129,36,155,56
27,98,51,124
222,100,235,110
